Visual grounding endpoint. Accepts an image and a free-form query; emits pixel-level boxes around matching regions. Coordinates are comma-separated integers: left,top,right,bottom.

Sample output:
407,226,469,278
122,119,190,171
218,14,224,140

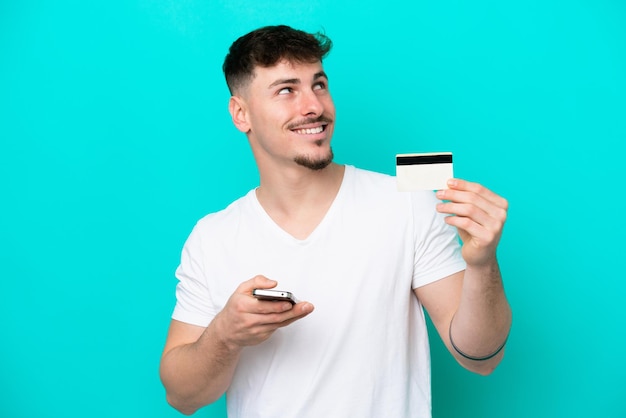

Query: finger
445,179,509,210
273,302,315,327
444,215,502,251
237,275,277,294
255,302,314,326
244,309,311,342
440,201,505,247
228,302,315,346
254,299,296,314
437,203,486,231
226,276,280,317
437,189,508,222
437,201,505,232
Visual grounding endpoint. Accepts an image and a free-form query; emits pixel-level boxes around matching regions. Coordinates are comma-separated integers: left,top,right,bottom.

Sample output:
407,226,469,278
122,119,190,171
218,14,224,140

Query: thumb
239,275,277,294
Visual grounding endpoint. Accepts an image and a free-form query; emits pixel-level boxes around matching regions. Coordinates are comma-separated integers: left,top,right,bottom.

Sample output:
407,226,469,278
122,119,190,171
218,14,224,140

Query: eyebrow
268,71,328,89
314,71,328,82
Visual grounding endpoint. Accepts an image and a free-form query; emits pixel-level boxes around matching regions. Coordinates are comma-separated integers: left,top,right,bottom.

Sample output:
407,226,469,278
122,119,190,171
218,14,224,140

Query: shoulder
345,166,397,200
188,190,255,240
348,165,394,186
346,165,438,207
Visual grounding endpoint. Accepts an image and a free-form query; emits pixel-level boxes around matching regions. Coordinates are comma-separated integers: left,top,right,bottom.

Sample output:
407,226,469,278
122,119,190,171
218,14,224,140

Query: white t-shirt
172,165,466,418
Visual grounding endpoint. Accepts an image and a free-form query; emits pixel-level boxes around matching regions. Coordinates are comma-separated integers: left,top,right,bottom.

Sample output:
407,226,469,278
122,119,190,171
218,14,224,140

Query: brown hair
223,25,332,94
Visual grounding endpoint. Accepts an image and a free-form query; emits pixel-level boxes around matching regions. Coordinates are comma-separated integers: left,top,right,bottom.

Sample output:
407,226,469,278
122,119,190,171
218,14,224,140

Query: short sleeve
171,225,218,327
410,191,466,289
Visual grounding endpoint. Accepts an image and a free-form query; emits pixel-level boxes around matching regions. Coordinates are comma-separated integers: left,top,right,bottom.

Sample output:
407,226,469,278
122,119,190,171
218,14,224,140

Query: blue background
1,1,624,417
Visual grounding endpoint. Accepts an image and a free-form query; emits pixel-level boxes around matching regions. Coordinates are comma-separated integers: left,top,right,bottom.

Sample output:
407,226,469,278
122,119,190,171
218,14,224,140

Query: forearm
160,276,315,414
450,260,512,374
160,318,241,415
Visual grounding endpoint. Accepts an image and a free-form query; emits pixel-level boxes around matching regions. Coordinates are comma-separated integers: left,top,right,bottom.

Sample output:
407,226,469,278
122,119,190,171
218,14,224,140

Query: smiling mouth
293,125,325,135
288,116,333,135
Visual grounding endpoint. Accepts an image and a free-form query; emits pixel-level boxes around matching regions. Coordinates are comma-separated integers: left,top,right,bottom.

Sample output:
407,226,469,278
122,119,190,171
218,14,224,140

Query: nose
299,89,324,117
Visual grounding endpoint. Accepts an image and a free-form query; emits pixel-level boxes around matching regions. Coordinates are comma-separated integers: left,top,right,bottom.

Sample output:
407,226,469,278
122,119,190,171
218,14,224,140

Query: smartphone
252,289,298,305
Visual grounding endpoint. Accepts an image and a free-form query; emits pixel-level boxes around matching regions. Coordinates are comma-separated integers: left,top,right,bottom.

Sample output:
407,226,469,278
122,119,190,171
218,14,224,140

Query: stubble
293,146,334,171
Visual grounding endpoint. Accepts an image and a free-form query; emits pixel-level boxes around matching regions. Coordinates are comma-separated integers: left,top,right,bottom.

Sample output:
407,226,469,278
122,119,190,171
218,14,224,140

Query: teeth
295,126,324,134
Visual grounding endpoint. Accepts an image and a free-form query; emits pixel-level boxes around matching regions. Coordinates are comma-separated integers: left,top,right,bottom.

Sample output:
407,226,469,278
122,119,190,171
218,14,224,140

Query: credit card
396,152,453,191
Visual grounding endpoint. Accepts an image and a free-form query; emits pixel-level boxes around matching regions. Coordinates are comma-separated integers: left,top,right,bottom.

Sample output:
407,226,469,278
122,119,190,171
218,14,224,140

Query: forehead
251,60,326,87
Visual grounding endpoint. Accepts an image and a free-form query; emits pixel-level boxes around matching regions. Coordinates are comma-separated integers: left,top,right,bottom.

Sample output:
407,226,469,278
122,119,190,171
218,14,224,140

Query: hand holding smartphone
252,289,299,305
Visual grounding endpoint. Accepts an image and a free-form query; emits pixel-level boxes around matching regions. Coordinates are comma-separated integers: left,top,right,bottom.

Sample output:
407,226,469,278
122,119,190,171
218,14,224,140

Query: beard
293,146,334,171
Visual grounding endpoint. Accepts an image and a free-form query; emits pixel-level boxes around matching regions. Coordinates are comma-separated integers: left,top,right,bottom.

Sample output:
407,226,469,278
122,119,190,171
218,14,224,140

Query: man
160,25,512,417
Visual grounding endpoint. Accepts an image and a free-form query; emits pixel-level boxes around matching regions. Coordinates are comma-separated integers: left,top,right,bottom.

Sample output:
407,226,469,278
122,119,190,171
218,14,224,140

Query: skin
418,179,512,374
160,59,512,415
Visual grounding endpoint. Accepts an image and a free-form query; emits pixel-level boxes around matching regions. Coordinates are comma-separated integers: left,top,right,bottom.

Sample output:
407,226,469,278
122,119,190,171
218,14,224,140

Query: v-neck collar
248,165,352,245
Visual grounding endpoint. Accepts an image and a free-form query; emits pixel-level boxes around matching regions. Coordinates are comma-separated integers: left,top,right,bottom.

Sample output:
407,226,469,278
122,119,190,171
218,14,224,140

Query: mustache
286,116,333,130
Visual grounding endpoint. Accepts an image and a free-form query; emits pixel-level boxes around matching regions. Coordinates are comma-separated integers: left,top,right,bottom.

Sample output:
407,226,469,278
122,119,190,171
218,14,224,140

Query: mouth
292,125,326,135
288,116,333,136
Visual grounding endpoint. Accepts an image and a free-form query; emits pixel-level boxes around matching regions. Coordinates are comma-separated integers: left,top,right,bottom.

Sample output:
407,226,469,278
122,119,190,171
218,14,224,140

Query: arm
415,179,512,375
159,275,314,415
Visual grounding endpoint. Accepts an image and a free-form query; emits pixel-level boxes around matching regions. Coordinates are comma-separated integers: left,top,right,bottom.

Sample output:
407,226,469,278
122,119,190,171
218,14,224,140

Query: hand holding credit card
396,152,453,191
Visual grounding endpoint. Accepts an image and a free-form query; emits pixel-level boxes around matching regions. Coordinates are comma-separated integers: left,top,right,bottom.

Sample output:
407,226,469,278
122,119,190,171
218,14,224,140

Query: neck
255,163,345,240
257,162,343,208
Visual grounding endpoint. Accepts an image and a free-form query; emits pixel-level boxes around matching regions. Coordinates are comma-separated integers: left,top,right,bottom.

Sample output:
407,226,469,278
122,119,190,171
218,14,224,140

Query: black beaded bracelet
448,318,509,361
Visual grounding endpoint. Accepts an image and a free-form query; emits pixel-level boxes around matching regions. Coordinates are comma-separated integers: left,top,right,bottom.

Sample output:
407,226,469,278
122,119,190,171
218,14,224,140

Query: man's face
233,60,336,171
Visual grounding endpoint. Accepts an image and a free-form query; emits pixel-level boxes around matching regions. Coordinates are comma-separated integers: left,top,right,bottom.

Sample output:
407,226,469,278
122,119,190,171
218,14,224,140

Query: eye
278,87,293,95
313,81,327,91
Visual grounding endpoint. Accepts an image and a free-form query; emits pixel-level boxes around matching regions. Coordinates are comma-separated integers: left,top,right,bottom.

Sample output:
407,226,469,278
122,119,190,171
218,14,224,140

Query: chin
294,148,334,171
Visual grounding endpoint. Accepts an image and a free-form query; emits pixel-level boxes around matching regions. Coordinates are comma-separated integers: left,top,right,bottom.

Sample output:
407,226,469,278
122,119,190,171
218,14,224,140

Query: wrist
449,313,511,362
464,258,501,284
208,313,243,354
464,251,498,269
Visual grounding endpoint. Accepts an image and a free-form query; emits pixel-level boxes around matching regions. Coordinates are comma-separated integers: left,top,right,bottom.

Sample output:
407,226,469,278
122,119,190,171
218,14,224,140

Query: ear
228,96,251,133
